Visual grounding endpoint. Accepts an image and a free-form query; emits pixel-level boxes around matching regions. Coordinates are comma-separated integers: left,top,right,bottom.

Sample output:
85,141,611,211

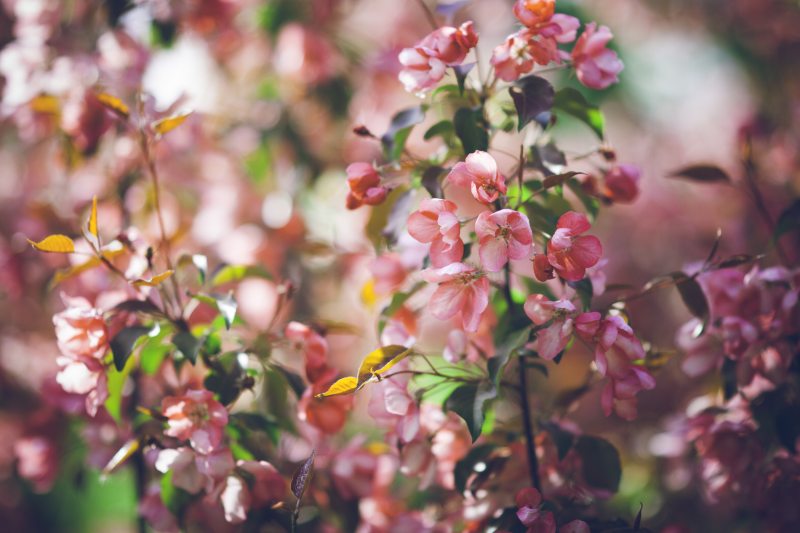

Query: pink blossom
407,198,464,268
53,296,108,360
533,253,555,281
155,447,234,494
331,438,381,499
55,357,109,417
422,263,490,332
513,0,555,27
285,321,329,384
345,162,388,209
447,151,507,204
475,208,533,272
571,23,623,90
491,16,579,82
420,404,472,489
273,23,338,85
546,211,603,282
603,164,640,203
398,22,478,94
139,484,179,533
694,420,763,503
720,316,759,359
162,389,229,453
524,295,575,360
561,521,591,533
515,487,556,532
220,460,285,523
367,366,420,443
14,436,58,493
299,374,353,434
491,31,538,82
370,253,407,295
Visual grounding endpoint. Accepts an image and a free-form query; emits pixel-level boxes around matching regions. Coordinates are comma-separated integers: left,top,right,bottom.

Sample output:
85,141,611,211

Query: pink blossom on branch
571,23,623,90
543,211,603,282
345,162,388,209
475,208,534,272
422,262,490,332
53,296,109,360
447,150,507,204
398,21,478,94
524,295,576,360
162,389,229,453
513,0,555,28
407,198,464,268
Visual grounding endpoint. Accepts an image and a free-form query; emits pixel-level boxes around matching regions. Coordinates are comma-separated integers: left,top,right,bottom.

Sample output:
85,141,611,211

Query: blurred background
0,0,798,531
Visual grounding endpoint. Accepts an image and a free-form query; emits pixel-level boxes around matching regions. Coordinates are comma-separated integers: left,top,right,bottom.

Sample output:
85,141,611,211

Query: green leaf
140,327,171,375
445,382,497,442
423,120,454,142
105,350,137,422
453,107,488,154
110,325,151,371
574,435,622,492
509,75,555,131
381,106,426,161
567,278,593,311
487,326,532,387
173,331,200,364
210,264,272,287
553,88,605,139
271,364,307,397
774,199,800,240
214,293,237,330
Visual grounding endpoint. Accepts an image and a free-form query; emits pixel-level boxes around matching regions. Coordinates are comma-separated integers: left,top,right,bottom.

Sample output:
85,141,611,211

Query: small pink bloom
532,253,555,281
299,375,353,434
14,436,58,493
368,366,420,443
55,356,108,417
162,389,229,453
475,208,533,272
285,321,329,384
273,23,338,85
407,198,464,268
546,211,602,282
370,253,407,295
422,263,489,332
571,23,623,90
139,484,179,533
155,446,234,494
331,438,382,499
513,0,555,27
561,520,591,533
53,296,108,360
398,22,478,94
515,487,555,532
345,162,388,209
540,14,581,44
236,460,286,507
491,31,537,82
720,316,759,359
447,151,507,204
603,164,640,203
524,295,576,360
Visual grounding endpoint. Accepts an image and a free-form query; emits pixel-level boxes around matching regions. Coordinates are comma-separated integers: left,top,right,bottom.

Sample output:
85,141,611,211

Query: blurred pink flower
220,460,285,523
407,198,464,268
447,151,507,204
603,164,640,203
14,435,58,493
299,375,353,434
55,357,108,417
331,438,381,499
515,487,556,532
571,23,623,90
475,208,533,272
139,484,179,533
155,446,234,494
274,23,338,85
491,31,538,82
422,262,489,332
546,211,603,282
524,295,575,360
368,366,420,443
53,296,108,360
285,321,329,384
533,253,555,282
345,162,388,210
162,389,229,453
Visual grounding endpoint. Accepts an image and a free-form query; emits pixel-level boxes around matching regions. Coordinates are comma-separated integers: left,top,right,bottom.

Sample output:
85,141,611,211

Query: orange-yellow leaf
27,234,75,253
96,93,130,118
50,244,126,287
315,376,358,398
132,270,175,287
152,112,191,135
88,195,98,237
357,345,412,386
29,94,60,114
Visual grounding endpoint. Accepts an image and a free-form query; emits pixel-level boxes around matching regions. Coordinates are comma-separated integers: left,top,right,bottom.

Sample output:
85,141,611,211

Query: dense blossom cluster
1,0,798,532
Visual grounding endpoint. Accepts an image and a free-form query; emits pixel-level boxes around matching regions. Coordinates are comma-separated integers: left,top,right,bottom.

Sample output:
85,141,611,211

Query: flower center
187,402,210,425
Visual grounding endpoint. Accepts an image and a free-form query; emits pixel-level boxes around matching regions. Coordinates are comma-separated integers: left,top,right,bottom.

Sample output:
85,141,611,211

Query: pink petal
479,236,508,272
430,237,464,268
570,235,603,268
556,211,591,235
429,282,467,321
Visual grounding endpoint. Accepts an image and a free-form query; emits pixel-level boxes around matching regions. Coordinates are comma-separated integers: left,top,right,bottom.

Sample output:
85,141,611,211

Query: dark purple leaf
436,0,470,16
110,325,152,371
668,164,731,183
382,189,413,246
509,75,555,131
291,450,316,501
381,106,426,161
421,166,445,198
574,435,621,492
111,299,162,316
774,199,800,240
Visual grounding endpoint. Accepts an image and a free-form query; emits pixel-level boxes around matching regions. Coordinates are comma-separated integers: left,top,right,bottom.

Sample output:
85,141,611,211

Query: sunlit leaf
210,264,272,286
357,345,412,385
215,293,237,330
553,88,605,139
152,112,192,135
88,195,99,238
315,376,359,398
291,450,315,500
96,93,130,119
132,270,174,287
445,382,497,442
101,439,140,477
27,234,75,253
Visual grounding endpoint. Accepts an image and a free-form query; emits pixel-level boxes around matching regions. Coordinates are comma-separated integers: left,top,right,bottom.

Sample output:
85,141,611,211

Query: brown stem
503,263,541,490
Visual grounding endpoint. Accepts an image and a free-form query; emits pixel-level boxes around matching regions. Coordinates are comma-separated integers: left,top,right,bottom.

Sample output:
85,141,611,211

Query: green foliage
453,107,489,154
553,88,605,139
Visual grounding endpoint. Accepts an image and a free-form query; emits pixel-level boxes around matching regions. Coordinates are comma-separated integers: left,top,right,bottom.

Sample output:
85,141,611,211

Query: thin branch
415,0,439,31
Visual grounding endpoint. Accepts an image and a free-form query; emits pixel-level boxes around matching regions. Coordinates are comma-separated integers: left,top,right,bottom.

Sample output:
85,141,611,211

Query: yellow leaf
315,376,359,398
357,345,412,386
102,438,140,476
29,94,60,115
132,270,175,287
27,234,75,253
88,195,98,237
152,112,191,135
96,92,130,118
50,244,126,287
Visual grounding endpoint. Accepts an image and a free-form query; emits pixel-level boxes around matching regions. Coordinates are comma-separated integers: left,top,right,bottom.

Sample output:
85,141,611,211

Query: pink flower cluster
399,21,478,94
345,162,389,209
534,211,603,283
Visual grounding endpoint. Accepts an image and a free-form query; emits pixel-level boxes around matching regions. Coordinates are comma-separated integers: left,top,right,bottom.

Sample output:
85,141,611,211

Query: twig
414,0,438,30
